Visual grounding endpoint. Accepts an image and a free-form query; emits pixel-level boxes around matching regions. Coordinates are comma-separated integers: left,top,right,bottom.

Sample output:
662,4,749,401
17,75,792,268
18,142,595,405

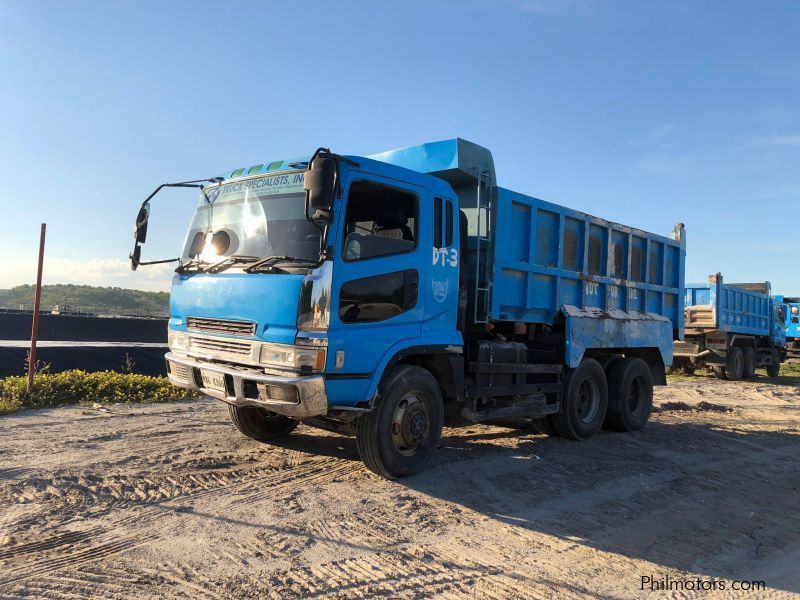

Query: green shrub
0,370,200,415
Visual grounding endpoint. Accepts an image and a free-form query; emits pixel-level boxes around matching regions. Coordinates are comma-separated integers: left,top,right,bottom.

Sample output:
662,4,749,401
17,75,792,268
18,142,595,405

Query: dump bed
489,188,685,335
685,275,773,336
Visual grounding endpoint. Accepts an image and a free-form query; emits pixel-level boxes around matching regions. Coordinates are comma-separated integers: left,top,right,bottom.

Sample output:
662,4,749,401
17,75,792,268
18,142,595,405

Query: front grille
187,316,256,337
190,337,252,356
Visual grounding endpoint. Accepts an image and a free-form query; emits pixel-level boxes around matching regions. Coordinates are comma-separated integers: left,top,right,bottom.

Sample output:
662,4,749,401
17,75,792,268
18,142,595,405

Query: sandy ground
1,374,799,599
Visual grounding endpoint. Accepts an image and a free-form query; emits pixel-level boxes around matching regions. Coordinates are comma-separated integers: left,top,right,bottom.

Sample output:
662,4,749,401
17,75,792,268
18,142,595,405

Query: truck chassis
673,331,782,379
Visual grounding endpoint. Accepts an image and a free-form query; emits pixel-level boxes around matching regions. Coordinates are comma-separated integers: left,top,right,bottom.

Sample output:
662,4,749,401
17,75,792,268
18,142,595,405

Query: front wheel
228,405,298,441
766,348,781,378
356,365,444,479
552,358,608,440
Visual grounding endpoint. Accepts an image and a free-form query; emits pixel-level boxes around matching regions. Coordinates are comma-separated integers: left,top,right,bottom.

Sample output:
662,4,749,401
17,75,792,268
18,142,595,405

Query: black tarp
0,312,167,342
0,313,169,377
0,346,168,377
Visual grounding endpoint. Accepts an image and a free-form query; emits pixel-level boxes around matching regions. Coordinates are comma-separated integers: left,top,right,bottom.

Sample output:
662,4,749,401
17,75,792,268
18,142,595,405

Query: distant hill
0,285,169,316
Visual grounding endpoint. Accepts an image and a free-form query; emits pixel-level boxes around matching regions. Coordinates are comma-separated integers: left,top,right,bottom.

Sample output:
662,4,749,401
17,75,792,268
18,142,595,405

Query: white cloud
0,256,174,292
512,0,595,16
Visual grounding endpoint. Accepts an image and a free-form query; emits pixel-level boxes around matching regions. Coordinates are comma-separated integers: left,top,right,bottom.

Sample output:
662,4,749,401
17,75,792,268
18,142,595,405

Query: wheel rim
391,393,430,457
576,379,600,424
627,377,644,414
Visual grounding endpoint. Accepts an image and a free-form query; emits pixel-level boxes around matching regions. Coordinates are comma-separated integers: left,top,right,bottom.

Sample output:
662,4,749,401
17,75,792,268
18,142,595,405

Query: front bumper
165,352,327,418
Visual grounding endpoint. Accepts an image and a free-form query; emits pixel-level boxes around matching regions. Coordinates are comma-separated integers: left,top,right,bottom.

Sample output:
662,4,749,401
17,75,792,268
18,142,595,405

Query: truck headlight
168,331,188,352
259,344,325,372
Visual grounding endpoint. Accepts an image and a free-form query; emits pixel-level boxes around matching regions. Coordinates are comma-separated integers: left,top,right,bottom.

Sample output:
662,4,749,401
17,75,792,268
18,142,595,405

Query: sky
0,0,798,293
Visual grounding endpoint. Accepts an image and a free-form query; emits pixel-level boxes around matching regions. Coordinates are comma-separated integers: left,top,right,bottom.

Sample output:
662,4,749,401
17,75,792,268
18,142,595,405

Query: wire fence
0,303,168,319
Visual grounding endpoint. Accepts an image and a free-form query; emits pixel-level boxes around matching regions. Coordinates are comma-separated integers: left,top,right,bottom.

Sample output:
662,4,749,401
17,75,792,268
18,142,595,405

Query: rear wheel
552,359,608,440
742,347,757,380
726,347,744,381
228,405,298,441
766,348,781,378
605,358,653,432
356,365,444,479
530,416,559,436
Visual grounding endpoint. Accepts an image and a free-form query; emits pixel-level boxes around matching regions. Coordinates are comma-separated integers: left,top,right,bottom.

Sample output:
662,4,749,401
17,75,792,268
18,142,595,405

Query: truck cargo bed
685,276,773,336
489,188,685,334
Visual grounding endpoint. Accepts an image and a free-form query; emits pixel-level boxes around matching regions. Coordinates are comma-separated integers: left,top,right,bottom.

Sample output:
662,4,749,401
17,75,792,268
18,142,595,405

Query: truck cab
131,139,685,478
780,296,800,361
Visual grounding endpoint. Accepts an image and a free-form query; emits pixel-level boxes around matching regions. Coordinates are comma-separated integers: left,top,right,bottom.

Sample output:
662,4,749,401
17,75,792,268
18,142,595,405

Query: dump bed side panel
490,187,685,339
685,281,772,336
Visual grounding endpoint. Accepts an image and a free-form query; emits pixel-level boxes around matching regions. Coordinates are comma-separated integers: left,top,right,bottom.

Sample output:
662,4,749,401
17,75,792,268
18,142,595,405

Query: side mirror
135,202,150,243
304,157,335,213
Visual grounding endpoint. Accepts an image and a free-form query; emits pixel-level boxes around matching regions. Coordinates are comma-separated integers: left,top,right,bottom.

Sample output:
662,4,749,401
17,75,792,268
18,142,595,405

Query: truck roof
368,138,496,188
216,138,496,194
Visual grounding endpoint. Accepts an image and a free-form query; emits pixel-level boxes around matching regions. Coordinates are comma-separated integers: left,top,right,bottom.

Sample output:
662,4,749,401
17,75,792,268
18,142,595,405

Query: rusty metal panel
490,187,686,341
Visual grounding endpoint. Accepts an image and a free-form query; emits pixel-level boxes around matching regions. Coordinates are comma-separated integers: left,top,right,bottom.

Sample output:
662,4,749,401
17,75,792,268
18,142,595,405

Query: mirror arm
137,258,179,266
131,177,224,271
138,177,223,212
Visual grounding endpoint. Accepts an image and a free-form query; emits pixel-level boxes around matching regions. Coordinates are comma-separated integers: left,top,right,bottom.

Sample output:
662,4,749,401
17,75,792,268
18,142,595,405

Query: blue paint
782,298,800,343
170,272,303,345
685,278,777,338
490,188,685,367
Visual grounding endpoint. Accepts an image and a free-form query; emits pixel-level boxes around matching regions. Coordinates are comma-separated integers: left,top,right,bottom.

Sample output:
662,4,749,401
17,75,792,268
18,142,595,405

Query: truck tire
552,358,608,440
605,357,653,432
530,416,559,436
742,347,757,380
766,348,781,378
228,405,298,441
355,365,444,479
726,347,744,381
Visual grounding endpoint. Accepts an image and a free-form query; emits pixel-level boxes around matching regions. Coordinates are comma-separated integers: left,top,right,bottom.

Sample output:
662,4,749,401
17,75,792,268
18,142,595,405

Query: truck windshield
181,172,320,265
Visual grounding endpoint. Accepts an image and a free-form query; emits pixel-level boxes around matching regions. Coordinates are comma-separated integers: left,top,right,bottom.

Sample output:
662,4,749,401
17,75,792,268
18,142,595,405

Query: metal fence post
27,223,46,393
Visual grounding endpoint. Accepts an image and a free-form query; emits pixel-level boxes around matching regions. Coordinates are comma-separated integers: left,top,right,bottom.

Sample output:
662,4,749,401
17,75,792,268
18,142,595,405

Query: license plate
200,371,226,393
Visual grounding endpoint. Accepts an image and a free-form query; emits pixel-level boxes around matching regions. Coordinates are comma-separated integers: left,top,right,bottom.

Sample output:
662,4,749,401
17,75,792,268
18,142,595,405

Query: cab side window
343,181,418,261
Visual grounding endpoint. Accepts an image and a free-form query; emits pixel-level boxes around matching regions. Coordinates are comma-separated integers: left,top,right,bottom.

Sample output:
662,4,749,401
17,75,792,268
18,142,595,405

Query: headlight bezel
168,330,189,353
259,343,325,372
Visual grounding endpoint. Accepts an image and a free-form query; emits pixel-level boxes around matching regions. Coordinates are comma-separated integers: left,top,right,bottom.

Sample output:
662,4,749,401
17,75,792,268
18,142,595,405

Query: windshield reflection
181,173,320,265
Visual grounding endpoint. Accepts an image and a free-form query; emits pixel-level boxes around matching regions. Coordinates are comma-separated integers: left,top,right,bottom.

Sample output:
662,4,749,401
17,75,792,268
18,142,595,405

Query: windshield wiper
205,255,260,273
175,258,210,274
243,255,316,273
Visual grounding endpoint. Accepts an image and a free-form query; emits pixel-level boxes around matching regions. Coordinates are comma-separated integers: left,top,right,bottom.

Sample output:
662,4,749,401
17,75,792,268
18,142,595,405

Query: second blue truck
131,138,686,478
673,274,785,378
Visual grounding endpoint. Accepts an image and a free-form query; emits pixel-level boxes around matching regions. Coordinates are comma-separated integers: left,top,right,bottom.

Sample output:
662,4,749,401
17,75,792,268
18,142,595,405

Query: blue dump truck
781,297,800,363
130,139,686,478
673,274,785,379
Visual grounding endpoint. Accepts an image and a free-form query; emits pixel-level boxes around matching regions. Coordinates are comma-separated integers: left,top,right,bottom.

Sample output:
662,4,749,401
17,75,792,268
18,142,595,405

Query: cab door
327,172,429,377
425,195,460,335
